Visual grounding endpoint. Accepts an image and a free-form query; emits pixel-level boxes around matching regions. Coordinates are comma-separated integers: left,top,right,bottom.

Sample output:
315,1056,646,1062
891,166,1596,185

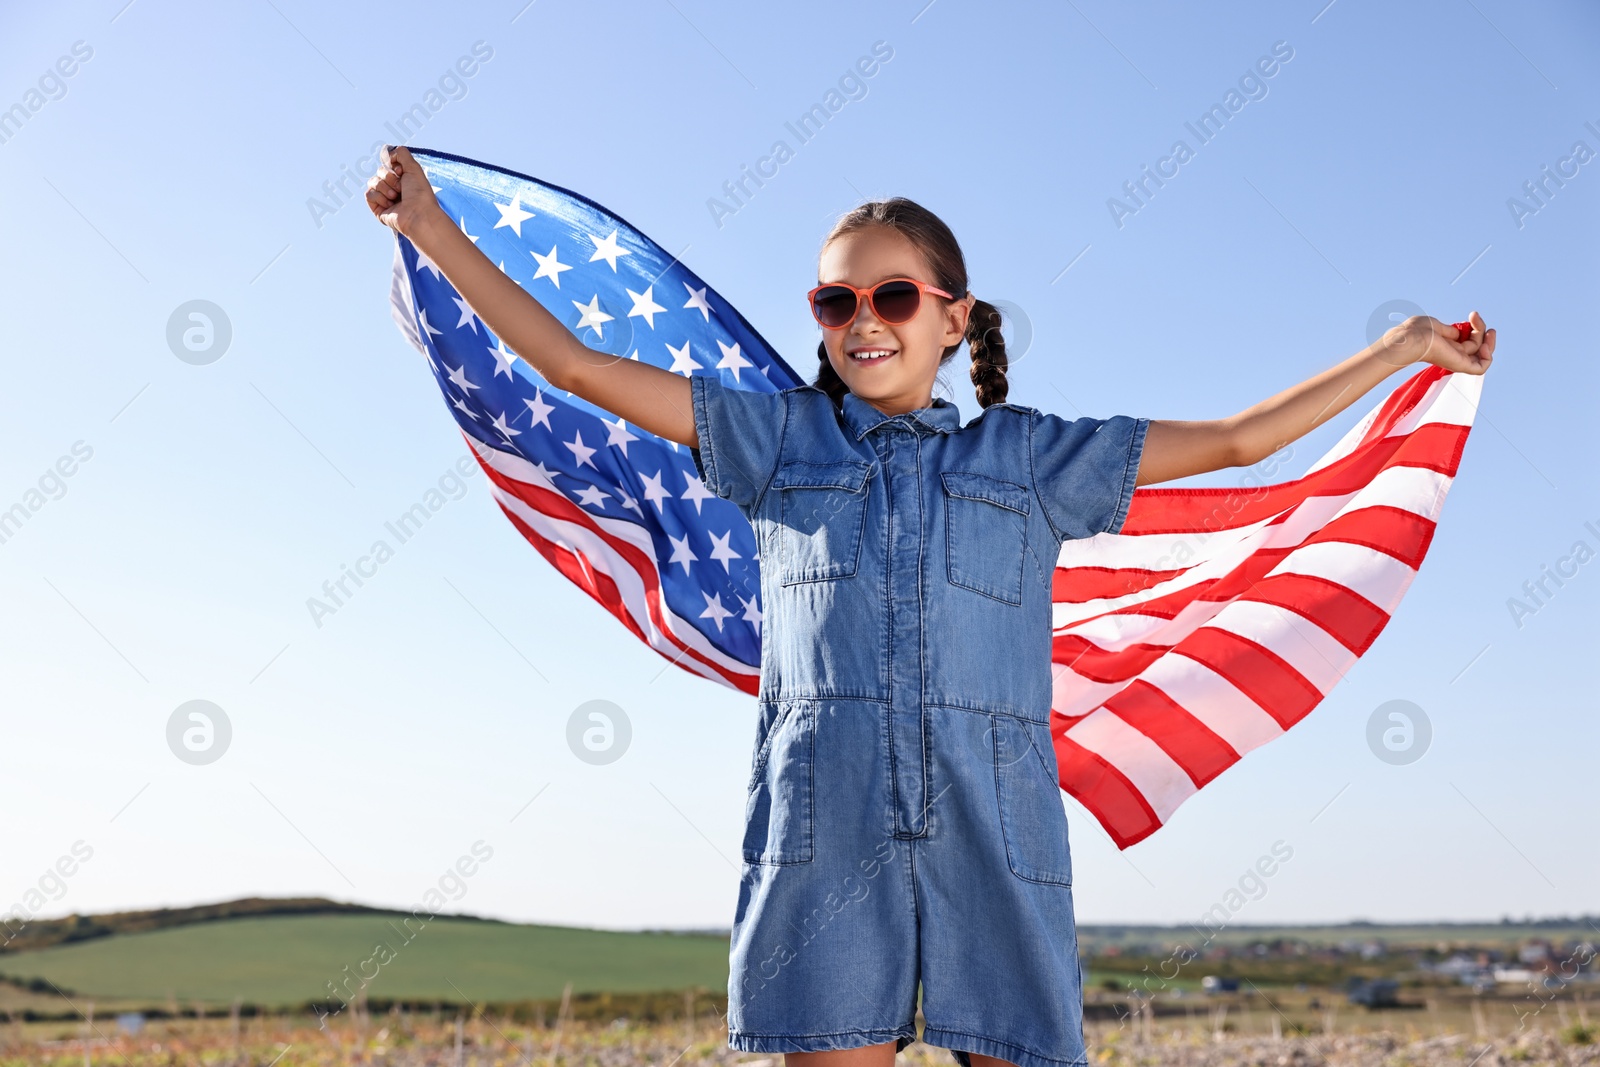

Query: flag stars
626,285,666,328
665,340,699,375
639,470,671,512
531,244,571,288
738,593,763,635
666,532,697,576
573,483,610,509
523,389,556,431
417,307,443,339
457,216,481,245
446,362,480,392
588,229,632,271
572,294,614,338
453,295,483,333
489,338,519,379
680,470,714,513
413,245,443,281
564,428,599,470
707,530,742,572
490,410,521,441
603,416,640,457
699,591,733,632
716,339,752,383
683,284,712,321
493,194,536,237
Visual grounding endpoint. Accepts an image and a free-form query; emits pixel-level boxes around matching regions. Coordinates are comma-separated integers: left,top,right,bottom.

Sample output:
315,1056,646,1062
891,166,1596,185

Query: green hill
1,910,728,1011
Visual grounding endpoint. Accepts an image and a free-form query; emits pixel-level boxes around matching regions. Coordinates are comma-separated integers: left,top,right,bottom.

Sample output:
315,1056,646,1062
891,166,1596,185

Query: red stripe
1102,681,1240,787
1119,421,1466,536
1050,729,1163,850
469,435,759,694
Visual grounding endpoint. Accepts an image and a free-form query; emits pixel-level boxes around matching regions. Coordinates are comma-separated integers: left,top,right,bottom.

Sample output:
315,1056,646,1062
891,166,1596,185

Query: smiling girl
368,145,1492,1067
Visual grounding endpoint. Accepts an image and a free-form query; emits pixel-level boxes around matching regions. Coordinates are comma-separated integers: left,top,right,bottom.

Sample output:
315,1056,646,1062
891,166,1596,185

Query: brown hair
811,197,1009,408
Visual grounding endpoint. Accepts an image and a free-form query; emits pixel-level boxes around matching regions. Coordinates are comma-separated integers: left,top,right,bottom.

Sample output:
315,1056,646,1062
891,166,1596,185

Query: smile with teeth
848,347,897,363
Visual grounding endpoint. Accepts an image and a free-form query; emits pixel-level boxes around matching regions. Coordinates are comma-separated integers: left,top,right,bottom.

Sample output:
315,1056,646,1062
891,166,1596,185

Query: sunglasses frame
806,277,956,329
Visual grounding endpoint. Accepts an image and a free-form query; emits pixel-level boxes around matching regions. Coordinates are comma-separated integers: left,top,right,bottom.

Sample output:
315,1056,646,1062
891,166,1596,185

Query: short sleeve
688,373,789,513
1029,410,1149,540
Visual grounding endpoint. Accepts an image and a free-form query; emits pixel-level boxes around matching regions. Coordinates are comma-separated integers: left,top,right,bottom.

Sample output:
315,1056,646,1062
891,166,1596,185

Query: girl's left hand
1374,310,1496,374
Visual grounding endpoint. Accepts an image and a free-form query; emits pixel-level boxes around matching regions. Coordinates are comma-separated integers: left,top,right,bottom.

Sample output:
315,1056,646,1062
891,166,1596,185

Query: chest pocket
773,459,874,585
942,470,1031,605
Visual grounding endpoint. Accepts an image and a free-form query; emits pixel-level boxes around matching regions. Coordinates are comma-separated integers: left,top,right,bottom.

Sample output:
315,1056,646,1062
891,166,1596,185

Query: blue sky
1,0,1595,934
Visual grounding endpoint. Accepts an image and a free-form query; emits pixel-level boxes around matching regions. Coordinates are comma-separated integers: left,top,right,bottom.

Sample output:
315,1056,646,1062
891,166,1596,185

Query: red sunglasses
807,277,955,330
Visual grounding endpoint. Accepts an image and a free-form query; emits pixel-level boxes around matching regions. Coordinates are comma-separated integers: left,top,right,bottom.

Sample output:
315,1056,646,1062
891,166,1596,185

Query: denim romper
689,373,1149,1067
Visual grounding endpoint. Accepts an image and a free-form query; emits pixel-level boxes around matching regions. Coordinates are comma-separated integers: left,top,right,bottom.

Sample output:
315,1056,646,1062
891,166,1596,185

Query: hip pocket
774,459,873,585
942,471,1030,605
990,714,1073,886
743,699,818,865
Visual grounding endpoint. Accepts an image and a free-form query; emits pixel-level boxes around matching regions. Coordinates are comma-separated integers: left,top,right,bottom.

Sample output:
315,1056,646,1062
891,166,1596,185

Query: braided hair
811,197,1009,410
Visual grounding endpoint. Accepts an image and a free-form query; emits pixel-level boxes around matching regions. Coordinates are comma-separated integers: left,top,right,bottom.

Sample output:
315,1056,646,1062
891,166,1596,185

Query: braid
814,340,849,407
965,297,1010,407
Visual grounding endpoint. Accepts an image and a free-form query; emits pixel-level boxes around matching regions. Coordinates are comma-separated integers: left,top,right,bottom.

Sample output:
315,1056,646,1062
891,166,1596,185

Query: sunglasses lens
812,286,857,328
871,280,922,324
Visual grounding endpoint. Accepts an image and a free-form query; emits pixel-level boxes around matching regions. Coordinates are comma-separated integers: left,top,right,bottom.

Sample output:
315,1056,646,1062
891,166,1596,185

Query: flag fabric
387,147,1482,849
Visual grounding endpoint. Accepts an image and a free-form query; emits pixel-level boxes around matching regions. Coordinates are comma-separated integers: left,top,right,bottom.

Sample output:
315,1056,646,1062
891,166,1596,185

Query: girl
367,145,1493,1067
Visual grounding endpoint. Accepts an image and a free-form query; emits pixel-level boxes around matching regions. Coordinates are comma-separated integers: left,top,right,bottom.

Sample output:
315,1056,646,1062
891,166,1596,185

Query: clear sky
2,0,1595,935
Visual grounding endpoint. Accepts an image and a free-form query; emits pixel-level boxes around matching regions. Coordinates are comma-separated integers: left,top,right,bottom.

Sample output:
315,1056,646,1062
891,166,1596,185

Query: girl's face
816,225,974,417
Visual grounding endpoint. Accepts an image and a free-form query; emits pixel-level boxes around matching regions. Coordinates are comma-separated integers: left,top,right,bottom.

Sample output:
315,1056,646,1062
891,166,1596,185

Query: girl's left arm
1134,310,1497,487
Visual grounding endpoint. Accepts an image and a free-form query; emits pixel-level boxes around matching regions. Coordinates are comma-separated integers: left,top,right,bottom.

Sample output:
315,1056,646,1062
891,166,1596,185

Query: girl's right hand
366,144,441,239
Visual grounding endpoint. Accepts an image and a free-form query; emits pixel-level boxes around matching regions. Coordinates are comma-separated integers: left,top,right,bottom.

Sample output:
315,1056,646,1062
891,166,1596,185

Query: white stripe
1302,369,1477,475
1138,655,1285,755
485,476,758,686
1065,709,1197,822
1266,539,1424,616
1053,465,1451,627
1202,600,1360,697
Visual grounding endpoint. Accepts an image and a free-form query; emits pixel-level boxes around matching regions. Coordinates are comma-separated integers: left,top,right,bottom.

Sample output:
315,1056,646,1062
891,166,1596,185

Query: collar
840,389,964,440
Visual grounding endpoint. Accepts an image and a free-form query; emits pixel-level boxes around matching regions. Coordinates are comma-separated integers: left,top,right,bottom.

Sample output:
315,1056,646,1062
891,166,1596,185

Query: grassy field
1,913,729,1009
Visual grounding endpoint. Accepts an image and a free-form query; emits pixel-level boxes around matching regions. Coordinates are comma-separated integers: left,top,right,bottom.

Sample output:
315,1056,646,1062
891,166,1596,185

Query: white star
617,490,643,517
564,429,598,470
414,245,443,281
450,395,479,421
524,458,557,484
666,531,698,576
453,295,482,333
588,229,632,271
490,410,521,441
489,338,519,379
626,285,666,328
666,340,698,375
417,307,443,339
493,194,536,237
716,339,753,383
708,530,742,572
573,483,610,509
571,294,614,339
523,389,556,431
683,283,711,321
457,215,480,245
738,592,763,634
680,469,715,514
446,362,480,392
639,470,671,512
531,244,571,288
698,591,733,632
603,416,640,457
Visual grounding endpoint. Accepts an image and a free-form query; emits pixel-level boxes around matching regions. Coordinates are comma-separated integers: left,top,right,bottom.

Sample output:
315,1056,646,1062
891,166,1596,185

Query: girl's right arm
367,145,697,450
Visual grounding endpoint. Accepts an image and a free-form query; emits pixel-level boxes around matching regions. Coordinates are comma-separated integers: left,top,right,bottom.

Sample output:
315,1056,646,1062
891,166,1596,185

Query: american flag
387,147,1482,849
